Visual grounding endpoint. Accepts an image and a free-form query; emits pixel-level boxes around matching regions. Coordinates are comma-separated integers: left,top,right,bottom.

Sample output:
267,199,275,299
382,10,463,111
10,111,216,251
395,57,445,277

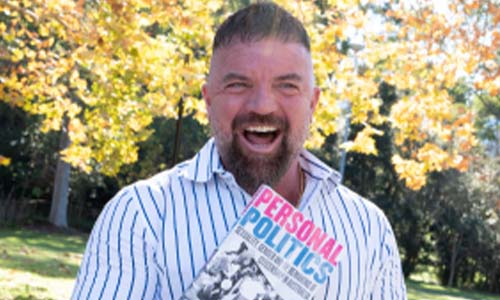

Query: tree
1,0,498,226
431,153,500,292
0,0,219,226
298,0,497,190
0,101,60,224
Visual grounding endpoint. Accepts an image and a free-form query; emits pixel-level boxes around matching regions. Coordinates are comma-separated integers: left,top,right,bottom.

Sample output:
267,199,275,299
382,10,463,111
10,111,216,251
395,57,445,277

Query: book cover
181,185,344,300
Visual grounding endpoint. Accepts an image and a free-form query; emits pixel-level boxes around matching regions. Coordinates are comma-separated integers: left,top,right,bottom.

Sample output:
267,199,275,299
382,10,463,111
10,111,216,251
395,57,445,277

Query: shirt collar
180,137,341,185
298,150,341,185
179,137,224,183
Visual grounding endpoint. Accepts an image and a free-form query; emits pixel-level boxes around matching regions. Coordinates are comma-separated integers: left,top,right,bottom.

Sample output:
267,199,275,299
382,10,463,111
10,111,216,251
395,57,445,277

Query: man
72,2,407,299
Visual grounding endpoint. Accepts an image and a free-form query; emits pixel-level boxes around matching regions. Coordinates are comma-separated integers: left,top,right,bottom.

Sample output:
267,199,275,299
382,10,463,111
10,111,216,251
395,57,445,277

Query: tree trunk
447,234,461,287
172,97,184,166
49,117,71,227
489,267,499,293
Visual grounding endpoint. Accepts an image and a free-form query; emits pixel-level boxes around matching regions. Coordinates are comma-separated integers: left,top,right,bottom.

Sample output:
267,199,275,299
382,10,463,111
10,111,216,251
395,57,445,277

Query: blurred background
0,0,499,299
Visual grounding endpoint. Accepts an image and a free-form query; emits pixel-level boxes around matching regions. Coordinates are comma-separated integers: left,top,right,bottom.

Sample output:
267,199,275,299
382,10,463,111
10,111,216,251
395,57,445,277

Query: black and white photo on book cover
181,240,283,300
181,185,344,300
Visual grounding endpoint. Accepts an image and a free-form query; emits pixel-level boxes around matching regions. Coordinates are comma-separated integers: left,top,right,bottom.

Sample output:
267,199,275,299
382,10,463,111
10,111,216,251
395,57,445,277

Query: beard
212,112,308,195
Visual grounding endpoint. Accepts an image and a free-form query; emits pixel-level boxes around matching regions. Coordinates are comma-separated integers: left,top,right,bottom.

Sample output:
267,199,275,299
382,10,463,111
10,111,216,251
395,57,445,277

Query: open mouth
244,125,279,144
239,125,282,154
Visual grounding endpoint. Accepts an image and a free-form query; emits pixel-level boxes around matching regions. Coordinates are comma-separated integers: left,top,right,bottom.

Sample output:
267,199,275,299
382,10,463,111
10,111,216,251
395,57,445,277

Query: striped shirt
72,138,407,300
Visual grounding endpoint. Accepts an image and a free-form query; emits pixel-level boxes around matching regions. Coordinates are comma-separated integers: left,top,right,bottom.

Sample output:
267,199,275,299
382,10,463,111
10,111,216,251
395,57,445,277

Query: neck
274,159,304,207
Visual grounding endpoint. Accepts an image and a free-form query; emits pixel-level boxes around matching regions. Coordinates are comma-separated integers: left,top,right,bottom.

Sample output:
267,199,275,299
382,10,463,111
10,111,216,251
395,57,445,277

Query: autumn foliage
1,0,498,190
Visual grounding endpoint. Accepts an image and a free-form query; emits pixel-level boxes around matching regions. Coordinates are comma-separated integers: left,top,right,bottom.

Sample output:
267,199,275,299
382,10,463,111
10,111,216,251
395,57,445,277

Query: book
181,185,344,300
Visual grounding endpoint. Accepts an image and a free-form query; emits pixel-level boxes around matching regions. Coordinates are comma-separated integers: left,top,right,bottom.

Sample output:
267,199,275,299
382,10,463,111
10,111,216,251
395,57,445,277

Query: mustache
231,113,288,131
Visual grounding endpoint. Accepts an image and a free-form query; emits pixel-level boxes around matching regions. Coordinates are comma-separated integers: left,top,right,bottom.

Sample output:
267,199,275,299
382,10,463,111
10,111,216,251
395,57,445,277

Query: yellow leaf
11,48,24,62
341,126,383,155
392,155,427,190
417,143,449,172
0,156,11,166
39,24,50,37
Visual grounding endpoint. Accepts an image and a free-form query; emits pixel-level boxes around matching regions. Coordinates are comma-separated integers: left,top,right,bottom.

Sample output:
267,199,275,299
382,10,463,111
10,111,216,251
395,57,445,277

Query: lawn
407,280,500,300
0,227,499,300
0,227,87,300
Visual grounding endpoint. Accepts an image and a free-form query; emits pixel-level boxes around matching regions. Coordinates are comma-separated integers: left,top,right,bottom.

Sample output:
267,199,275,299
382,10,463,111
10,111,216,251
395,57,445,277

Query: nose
246,84,279,115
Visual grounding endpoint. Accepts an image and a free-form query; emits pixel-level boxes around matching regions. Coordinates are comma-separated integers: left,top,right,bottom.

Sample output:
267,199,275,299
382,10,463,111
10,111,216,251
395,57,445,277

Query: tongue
245,132,275,145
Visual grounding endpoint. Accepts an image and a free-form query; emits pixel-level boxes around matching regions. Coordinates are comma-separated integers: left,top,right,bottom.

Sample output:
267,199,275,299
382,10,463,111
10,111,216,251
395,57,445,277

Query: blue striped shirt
72,138,407,299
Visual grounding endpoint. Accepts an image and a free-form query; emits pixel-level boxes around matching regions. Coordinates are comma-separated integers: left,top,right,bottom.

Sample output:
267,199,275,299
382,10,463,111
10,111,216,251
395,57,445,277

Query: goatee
226,132,293,195
216,113,295,195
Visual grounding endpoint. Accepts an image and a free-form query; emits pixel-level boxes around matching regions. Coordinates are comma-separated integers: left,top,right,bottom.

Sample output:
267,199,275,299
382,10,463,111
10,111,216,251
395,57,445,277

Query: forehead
210,38,313,80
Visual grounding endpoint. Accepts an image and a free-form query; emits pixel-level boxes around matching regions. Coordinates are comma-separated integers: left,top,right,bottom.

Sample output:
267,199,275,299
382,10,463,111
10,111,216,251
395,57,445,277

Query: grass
407,264,500,300
0,227,87,300
0,227,499,300
407,280,500,300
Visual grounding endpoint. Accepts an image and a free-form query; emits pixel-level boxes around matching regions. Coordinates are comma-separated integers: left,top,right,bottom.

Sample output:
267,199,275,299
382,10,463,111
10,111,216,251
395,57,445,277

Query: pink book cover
181,185,344,300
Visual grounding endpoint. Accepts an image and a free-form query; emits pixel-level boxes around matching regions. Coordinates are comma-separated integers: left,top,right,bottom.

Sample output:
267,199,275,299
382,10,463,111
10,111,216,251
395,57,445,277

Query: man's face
202,38,320,194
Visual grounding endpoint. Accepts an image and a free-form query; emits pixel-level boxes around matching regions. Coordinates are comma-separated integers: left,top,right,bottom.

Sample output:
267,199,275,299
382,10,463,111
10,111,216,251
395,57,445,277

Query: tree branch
0,0,76,31
0,0,39,22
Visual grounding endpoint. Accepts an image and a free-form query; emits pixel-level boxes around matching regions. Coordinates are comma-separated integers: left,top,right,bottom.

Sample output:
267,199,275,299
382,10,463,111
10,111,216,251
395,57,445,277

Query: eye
279,82,298,89
225,81,251,91
276,82,300,93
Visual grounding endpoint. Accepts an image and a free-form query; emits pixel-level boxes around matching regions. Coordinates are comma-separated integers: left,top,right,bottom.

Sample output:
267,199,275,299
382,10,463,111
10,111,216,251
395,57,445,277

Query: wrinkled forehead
208,38,314,80
212,35,310,58
213,31,311,54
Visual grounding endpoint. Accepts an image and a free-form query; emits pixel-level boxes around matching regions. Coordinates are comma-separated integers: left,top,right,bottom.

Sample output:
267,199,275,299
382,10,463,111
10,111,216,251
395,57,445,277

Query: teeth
246,126,277,133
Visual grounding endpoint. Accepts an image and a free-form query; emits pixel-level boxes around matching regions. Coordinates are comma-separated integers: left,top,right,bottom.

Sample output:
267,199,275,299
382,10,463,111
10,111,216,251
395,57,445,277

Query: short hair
213,2,311,52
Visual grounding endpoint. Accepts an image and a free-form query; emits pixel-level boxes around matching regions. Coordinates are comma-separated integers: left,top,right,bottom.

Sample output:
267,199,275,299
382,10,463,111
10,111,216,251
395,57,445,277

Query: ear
202,83,211,108
310,86,320,112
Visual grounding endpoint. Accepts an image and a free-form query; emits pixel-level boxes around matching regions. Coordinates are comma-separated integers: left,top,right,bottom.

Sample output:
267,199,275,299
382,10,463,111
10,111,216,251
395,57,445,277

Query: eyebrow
222,72,303,83
222,73,251,83
275,73,303,82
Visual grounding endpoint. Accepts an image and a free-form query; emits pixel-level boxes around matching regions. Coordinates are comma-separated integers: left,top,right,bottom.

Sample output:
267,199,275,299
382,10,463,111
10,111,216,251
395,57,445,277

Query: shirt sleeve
369,217,407,300
71,186,161,300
